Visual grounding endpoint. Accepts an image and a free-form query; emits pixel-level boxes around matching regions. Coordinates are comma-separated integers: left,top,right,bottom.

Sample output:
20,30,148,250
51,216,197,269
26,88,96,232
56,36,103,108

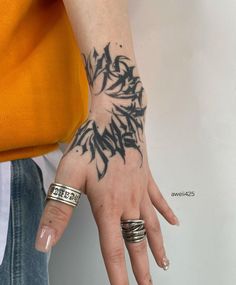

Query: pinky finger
148,171,179,226
140,193,169,270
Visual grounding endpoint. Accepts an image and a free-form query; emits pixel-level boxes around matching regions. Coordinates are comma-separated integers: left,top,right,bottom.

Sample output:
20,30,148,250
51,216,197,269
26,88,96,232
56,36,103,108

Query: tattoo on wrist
64,42,147,180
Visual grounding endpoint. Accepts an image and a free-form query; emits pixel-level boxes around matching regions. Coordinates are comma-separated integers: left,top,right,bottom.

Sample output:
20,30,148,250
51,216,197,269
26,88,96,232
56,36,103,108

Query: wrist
83,41,147,122
88,90,147,122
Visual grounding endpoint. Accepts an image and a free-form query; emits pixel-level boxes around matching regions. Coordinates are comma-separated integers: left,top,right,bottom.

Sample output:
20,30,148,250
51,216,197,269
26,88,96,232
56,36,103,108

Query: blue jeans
0,158,50,285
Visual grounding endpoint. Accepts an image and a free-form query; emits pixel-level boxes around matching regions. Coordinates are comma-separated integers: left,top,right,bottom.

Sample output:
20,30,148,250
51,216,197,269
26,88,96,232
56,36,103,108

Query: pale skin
35,1,179,284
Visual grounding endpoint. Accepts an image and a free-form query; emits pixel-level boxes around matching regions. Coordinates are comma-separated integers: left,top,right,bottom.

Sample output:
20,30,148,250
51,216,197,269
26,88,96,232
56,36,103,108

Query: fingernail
173,215,180,226
35,226,55,253
162,256,170,271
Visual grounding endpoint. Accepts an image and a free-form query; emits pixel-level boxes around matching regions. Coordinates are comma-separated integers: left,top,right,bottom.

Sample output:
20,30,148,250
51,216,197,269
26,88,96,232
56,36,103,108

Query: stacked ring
121,219,146,243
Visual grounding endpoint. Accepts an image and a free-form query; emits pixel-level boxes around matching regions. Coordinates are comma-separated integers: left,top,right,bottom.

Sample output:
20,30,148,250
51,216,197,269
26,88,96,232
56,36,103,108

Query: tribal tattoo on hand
65,42,147,180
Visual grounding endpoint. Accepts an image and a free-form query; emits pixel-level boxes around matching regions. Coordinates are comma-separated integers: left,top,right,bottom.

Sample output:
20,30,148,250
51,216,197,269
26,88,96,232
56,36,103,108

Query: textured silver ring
121,219,146,243
45,182,82,207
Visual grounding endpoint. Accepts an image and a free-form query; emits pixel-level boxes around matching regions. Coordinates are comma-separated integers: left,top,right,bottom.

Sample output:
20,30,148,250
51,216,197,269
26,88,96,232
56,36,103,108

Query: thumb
35,157,85,253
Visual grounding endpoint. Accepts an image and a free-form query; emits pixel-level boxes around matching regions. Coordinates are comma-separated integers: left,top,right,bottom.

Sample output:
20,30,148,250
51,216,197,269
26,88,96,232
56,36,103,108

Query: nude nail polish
162,256,170,271
174,215,180,226
35,226,55,253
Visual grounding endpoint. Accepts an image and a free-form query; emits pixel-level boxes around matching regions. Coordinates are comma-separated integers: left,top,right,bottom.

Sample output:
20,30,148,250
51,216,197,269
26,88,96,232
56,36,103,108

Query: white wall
49,1,236,284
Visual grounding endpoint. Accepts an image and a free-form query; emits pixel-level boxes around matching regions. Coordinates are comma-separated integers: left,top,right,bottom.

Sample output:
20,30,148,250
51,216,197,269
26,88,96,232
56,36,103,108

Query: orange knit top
0,0,89,162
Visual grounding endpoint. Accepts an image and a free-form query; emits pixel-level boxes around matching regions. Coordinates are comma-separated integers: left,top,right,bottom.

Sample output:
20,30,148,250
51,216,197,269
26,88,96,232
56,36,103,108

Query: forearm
62,0,147,115
62,0,147,180
63,0,134,56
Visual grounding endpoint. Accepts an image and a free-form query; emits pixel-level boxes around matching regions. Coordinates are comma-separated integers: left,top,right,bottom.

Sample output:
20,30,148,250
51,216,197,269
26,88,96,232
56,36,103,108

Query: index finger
96,213,129,285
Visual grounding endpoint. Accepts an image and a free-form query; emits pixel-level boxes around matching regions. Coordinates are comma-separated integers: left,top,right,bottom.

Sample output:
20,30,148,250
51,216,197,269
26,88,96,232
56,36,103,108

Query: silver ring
121,219,146,243
46,182,82,207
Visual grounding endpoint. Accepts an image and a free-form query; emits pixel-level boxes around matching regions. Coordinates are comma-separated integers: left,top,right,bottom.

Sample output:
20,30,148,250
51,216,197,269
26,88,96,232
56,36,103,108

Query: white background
49,1,236,284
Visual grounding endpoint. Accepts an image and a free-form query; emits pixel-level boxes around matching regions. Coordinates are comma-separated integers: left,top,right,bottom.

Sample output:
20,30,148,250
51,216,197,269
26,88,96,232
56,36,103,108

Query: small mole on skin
76,150,79,152
49,220,52,224
119,44,123,48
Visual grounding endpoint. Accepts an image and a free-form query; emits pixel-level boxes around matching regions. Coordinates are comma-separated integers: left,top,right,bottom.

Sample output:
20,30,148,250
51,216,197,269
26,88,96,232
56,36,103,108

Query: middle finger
121,210,152,285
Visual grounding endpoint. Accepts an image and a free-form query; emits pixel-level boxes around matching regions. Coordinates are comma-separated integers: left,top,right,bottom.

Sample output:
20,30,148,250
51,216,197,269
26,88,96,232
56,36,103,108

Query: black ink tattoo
65,42,147,180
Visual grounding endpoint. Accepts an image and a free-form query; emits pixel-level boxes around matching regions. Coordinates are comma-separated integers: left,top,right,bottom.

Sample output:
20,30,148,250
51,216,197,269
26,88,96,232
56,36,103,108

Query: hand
35,116,179,285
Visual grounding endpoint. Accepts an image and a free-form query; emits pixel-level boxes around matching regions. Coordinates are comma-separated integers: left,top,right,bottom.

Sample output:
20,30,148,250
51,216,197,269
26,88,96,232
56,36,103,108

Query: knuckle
156,192,165,204
141,272,152,285
129,191,140,209
108,195,122,212
131,240,147,254
106,201,121,216
107,247,125,265
148,222,160,235
136,271,152,285
45,204,69,223
164,205,173,216
92,200,121,223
